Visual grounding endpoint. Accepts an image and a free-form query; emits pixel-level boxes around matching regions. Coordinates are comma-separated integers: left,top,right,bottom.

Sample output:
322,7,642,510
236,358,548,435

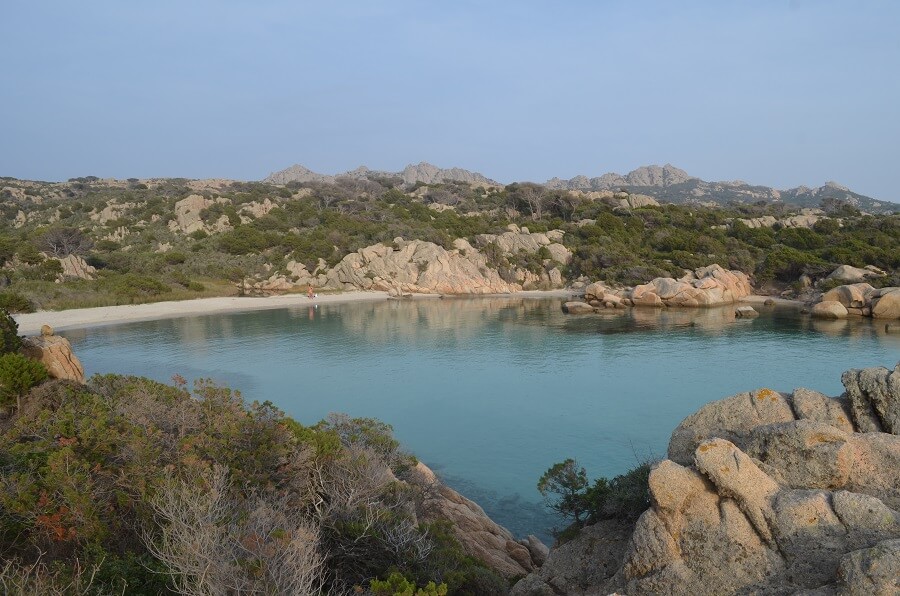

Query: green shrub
187,281,206,292
370,572,448,596
0,291,34,314
0,353,48,408
538,458,654,531
0,310,21,354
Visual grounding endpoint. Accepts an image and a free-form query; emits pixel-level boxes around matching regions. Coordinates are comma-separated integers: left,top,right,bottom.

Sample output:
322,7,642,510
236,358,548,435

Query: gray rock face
509,519,632,596
842,365,900,434
262,164,335,185
514,365,900,596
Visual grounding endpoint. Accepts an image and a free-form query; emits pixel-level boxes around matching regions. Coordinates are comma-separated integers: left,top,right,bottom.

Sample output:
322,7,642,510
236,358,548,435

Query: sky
2,1,899,200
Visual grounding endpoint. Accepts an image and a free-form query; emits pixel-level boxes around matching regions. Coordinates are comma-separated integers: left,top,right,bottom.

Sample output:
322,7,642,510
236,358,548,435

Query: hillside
0,173,898,314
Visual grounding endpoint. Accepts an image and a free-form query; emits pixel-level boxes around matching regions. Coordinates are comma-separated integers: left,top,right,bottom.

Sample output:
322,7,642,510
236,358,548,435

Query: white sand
13,289,575,335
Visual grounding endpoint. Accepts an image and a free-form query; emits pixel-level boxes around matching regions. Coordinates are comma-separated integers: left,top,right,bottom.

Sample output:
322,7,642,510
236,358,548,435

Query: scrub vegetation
0,175,897,312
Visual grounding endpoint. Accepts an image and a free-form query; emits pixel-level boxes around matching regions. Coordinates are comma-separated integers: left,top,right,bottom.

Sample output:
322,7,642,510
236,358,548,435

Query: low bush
0,292,33,314
0,310,21,354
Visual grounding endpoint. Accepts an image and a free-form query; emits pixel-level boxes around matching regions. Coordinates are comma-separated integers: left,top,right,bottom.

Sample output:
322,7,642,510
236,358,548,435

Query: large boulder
822,283,873,309
509,519,632,596
872,288,900,319
812,300,849,319
169,194,215,234
842,364,900,434
812,285,900,320
21,332,85,382
827,265,877,284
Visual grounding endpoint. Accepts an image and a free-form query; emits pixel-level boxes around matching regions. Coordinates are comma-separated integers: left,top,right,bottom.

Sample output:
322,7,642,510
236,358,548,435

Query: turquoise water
61,298,899,540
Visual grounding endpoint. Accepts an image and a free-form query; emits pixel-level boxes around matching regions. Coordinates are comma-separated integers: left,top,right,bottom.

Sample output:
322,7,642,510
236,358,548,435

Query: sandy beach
12,289,575,336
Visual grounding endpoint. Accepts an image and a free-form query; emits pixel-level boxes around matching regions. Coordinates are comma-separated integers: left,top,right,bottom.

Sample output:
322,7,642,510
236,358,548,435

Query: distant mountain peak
264,162,498,186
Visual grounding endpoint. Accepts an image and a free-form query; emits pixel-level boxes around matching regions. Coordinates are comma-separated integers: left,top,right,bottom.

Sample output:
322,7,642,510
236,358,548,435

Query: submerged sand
12,289,574,336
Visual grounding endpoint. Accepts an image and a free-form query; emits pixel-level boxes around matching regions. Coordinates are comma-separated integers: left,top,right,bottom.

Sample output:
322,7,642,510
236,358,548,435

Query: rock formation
408,462,542,579
323,239,520,295
513,364,900,595
56,254,96,281
21,329,85,383
564,265,752,314
241,226,569,295
813,283,900,320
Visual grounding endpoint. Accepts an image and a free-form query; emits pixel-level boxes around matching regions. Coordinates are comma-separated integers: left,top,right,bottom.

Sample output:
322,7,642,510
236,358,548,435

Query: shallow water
62,298,899,541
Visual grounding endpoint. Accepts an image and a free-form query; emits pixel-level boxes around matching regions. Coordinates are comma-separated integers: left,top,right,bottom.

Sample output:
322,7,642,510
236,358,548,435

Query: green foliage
758,246,825,283
100,273,171,301
538,459,653,531
0,292,34,314
0,310,21,354
0,353,48,406
370,572,448,596
537,459,590,523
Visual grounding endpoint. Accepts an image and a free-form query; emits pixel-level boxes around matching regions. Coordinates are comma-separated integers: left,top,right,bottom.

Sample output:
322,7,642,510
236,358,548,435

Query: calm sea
61,298,900,541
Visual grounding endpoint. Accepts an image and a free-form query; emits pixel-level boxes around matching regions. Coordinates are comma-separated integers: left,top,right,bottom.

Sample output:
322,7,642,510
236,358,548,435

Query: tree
0,352,48,409
39,226,93,257
0,310,21,354
537,458,590,524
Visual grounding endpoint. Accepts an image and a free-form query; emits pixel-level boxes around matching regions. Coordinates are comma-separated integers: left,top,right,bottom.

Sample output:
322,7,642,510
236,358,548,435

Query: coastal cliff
512,364,900,595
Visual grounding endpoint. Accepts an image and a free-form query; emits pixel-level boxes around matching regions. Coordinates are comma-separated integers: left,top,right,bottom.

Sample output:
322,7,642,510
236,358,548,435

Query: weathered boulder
583,281,607,302
668,388,795,465
822,283,873,309
509,519,633,596
168,194,219,234
834,539,900,595
562,301,595,314
872,288,900,319
56,254,97,281
812,300,849,319
734,306,758,318
813,285,900,320
827,265,878,284
842,364,900,434
21,333,84,382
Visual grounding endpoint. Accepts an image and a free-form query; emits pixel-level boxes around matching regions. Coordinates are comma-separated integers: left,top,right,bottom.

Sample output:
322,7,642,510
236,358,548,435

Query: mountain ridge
263,162,897,213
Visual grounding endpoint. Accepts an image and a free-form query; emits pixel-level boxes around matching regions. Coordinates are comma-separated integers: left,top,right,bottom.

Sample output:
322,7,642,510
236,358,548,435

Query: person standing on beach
307,285,314,300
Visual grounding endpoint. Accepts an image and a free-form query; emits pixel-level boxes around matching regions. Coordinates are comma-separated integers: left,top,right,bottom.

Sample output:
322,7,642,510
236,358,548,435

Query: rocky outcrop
21,330,85,382
815,284,900,320
56,254,96,281
514,364,900,595
324,239,520,295
474,225,571,265
564,265,752,314
169,194,214,234
408,463,541,579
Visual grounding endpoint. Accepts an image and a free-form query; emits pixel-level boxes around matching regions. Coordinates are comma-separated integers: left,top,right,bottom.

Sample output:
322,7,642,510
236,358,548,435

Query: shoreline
12,289,575,335
11,289,801,336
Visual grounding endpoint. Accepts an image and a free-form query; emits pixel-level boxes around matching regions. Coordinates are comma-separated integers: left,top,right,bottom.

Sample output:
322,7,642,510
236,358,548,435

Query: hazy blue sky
2,1,898,199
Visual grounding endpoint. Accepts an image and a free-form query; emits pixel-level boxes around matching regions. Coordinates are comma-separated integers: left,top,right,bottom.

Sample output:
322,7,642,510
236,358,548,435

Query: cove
60,298,900,540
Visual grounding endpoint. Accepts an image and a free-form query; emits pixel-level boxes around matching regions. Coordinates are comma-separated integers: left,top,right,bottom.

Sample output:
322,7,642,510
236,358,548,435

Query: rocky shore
512,364,900,595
